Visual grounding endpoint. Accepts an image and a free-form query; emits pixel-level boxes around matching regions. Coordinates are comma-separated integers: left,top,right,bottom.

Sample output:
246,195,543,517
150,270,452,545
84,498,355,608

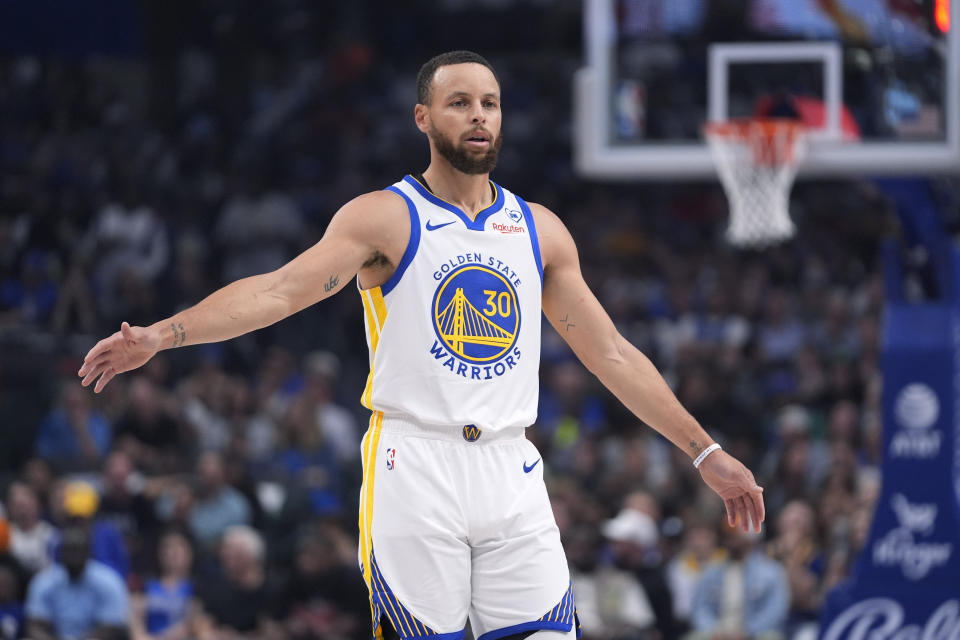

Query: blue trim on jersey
403,175,505,231
515,195,543,287
382,186,422,296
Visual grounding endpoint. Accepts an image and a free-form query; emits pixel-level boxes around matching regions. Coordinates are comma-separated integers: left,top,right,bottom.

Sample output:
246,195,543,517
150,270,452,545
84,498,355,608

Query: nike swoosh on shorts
523,458,541,473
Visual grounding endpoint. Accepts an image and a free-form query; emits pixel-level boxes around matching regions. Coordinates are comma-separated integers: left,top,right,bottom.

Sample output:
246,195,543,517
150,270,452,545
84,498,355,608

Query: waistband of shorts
379,416,526,443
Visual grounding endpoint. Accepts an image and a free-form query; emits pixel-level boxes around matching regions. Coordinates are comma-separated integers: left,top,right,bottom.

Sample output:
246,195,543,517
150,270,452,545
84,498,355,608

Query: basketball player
79,51,764,640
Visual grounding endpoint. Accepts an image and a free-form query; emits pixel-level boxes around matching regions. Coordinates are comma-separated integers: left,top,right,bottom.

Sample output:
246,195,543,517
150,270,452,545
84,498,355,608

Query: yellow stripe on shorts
359,410,384,637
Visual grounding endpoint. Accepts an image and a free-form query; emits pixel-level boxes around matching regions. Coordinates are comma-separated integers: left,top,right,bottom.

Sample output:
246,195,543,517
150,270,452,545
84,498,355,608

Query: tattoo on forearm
689,440,703,453
560,314,575,332
324,275,339,293
171,322,186,348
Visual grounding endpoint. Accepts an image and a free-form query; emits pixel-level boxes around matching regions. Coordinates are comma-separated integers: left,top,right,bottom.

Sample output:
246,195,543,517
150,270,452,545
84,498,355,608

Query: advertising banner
819,246,960,638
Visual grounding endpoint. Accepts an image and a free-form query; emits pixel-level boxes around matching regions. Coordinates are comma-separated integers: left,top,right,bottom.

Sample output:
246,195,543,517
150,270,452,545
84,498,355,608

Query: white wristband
693,443,722,469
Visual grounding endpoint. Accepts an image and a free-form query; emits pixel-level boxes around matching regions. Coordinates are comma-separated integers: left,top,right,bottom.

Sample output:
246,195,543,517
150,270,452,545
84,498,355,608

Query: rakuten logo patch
492,222,525,234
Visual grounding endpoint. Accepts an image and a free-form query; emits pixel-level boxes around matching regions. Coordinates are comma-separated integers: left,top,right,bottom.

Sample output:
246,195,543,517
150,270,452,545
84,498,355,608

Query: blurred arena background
0,1,958,639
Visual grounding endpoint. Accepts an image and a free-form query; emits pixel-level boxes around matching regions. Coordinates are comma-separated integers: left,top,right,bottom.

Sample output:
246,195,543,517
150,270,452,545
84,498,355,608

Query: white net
705,119,807,248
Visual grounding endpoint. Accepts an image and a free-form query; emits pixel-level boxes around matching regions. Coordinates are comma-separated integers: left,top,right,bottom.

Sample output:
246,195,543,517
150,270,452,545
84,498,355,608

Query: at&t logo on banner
890,383,942,458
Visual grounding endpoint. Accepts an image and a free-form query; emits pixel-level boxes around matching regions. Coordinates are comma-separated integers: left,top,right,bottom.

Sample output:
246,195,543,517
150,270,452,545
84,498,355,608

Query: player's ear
414,103,430,134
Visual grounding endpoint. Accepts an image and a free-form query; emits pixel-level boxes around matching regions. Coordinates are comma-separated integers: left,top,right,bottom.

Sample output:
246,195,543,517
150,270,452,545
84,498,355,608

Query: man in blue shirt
25,526,129,640
35,381,111,471
688,525,789,640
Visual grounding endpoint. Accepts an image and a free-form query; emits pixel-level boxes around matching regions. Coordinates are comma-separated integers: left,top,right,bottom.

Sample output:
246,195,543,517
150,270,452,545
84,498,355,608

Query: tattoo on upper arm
560,314,576,332
323,275,340,293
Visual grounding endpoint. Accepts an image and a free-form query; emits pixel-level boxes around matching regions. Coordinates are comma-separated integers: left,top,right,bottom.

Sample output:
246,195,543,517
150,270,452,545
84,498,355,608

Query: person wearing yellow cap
62,481,100,519
50,480,130,580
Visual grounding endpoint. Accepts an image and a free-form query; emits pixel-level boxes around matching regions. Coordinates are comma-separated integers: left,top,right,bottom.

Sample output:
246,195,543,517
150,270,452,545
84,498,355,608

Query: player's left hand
698,450,765,532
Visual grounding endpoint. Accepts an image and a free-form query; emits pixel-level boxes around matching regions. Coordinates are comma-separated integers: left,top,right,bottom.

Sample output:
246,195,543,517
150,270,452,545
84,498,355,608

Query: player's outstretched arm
78,190,408,393
533,202,764,531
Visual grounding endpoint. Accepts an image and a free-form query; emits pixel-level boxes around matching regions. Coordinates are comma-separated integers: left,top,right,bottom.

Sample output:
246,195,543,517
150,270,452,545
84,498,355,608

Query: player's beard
429,125,503,175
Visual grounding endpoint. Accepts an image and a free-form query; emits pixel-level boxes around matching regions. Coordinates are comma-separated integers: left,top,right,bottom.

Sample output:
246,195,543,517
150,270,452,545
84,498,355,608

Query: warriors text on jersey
358,174,544,431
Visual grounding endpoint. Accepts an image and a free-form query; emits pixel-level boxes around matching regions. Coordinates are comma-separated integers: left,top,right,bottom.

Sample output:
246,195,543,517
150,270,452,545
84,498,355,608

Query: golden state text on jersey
429,256,523,380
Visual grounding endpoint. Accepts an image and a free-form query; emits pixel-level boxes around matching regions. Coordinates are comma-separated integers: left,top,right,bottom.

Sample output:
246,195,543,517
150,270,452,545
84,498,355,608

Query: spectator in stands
568,524,657,640
6,482,55,575
272,389,343,516
113,376,183,473
35,380,112,471
50,480,130,580
255,346,301,424
0,249,58,328
20,459,55,517
762,406,823,515
604,506,680,640
688,525,789,640
196,525,286,639
97,450,160,577
667,520,723,629
50,257,99,334
281,523,369,639
810,290,859,362
180,361,232,453
215,169,304,284
130,528,199,640
25,525,129,640
79,182,170,326
768,500,822,640
156,482,197,538
301,351,360,463
225,377,277,465
0,559,24,640
757,288,806,365
189,452,251,549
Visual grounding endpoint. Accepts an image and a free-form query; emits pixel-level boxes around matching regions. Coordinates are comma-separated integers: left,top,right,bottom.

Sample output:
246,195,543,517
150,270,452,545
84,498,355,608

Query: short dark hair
416,50,500,105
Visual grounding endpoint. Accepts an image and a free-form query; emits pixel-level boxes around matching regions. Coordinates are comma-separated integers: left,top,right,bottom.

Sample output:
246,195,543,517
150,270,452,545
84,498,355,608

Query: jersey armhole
380,186,421,296
515,196,544,288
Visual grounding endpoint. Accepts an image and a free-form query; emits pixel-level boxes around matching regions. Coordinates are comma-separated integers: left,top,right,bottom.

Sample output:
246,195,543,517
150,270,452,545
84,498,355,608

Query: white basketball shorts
357,413,579,640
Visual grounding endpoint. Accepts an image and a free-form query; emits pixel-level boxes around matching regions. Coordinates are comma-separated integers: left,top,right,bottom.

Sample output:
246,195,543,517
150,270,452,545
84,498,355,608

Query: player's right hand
78,322,161,393
698,450,765,533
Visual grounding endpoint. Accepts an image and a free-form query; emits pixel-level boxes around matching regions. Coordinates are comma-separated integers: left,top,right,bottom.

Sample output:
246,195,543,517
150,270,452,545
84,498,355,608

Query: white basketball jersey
358,175,543,431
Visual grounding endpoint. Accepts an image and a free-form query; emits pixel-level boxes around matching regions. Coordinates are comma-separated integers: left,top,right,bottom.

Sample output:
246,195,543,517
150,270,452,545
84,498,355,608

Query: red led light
935,0,950,33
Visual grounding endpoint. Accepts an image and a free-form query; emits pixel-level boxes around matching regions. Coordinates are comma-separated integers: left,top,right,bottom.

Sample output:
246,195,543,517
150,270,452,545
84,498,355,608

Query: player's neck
421,163,493,220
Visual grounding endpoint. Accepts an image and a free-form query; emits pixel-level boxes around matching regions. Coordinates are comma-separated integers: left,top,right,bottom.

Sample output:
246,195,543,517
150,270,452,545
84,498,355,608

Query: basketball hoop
704,119,807,248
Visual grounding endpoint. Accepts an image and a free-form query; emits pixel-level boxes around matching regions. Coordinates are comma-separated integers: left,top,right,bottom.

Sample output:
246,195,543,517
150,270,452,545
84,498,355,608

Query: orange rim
704,118,806,166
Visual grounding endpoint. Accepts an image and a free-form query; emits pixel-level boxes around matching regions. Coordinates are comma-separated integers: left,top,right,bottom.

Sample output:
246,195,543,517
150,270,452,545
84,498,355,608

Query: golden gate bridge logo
433,265,520,363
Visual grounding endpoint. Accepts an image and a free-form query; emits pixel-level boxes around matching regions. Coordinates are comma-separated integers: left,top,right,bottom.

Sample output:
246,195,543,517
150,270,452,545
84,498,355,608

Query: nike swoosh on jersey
523,458,541,473
425,220,456,231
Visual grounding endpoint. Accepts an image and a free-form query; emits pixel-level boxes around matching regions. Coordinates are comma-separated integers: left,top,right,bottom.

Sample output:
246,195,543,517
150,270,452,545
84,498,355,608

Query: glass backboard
575,0,960,179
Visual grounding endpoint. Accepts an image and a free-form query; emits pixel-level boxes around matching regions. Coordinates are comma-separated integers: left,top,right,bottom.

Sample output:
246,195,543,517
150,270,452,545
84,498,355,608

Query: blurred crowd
1,1,958,640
